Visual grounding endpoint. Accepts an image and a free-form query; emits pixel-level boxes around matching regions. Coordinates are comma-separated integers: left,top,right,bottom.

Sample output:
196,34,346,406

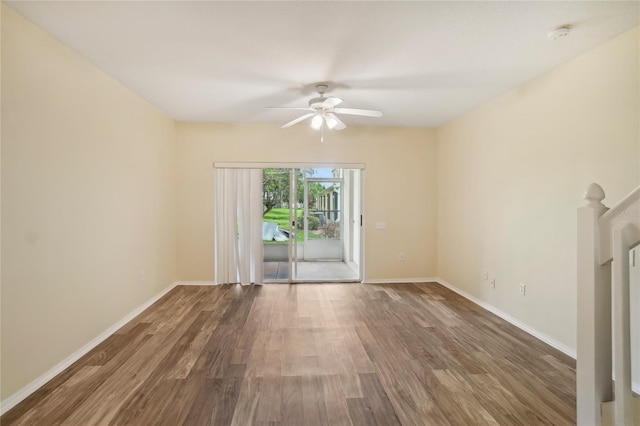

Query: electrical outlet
519,283,526,296
140,270,145,282
490,278,496,289
399,253,405,262
482,271,489,280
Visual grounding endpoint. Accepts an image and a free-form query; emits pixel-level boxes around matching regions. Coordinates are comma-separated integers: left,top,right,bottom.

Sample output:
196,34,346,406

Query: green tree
263,168,325,216
262,168,289,216
262,169,308,215
307,181,325,209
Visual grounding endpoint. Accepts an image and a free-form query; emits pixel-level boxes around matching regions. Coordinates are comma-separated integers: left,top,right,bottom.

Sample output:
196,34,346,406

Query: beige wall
437,28,640,351
1,5,177,399
176,123,437,282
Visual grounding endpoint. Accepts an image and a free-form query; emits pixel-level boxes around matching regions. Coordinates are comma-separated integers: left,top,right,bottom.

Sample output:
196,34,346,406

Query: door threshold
263,280,362,284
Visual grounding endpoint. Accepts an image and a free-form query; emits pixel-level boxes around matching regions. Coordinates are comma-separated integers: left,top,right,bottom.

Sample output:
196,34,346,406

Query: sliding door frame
213,162,366,283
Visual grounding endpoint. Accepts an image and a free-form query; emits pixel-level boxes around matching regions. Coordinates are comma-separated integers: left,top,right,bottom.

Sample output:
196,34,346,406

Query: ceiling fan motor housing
308,83,330,109
308,97,327,109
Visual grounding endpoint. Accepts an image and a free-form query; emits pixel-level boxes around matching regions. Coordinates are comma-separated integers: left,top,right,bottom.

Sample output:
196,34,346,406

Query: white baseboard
434,278,577,358
0,282,178,416
363,277,439,284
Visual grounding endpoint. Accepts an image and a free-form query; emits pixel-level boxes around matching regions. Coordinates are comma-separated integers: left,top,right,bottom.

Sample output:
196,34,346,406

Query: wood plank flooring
2,283,576,425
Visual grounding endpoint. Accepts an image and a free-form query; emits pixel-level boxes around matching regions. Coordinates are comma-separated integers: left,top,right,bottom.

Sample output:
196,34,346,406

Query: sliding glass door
261,166,363,283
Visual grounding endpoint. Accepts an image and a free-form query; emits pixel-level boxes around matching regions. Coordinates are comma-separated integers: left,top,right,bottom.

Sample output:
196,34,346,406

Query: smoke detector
547,25,572,41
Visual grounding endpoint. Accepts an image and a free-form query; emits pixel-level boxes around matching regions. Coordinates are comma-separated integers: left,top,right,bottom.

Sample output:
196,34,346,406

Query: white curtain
214,168,263,284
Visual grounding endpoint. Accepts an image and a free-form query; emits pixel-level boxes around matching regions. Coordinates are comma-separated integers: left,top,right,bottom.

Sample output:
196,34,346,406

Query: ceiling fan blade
281,112,315,128
322,97,343,108
266,106,314,111
334,107,383,118
326,113,346,130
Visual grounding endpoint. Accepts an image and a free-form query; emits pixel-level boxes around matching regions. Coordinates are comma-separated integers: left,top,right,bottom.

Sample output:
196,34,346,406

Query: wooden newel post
577,183,612,426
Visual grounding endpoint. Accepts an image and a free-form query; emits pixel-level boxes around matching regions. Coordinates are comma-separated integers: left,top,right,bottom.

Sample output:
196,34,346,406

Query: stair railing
577,183,640,426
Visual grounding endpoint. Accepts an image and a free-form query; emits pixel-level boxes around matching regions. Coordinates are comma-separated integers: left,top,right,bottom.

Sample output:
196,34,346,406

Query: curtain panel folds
214,168,263,284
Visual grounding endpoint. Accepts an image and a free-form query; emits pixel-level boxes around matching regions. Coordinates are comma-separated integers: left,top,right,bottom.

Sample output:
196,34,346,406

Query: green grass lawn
263,208,321,243
263,208,300,230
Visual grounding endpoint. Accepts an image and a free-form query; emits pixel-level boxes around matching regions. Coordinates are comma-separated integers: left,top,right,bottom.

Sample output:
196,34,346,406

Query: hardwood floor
2,283,576,425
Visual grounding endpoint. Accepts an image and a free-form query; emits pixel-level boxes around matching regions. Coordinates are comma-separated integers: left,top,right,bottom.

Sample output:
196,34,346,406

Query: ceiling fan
266,83,383,132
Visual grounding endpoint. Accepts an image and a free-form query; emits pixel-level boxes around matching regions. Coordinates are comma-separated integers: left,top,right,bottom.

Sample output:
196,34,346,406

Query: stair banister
577,183,640,426
577,183,612,426
599,185,640,265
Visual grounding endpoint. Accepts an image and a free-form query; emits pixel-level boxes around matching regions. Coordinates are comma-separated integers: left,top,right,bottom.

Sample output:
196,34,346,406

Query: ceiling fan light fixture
324,114,338,130
311,114,323,130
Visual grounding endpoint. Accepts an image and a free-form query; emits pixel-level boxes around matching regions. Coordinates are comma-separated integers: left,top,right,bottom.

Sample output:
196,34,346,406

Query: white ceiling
6,1,639,128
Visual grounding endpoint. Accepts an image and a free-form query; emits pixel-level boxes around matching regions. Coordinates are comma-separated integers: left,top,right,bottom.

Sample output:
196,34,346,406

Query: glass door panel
262,168,293,282
304,178,343,261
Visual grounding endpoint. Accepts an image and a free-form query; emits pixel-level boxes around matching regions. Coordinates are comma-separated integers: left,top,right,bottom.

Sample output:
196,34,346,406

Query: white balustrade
577,183,640,426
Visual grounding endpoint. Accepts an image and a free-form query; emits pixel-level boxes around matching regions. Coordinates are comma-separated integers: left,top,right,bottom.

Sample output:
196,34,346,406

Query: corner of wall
434,27,640,352
1,5,179,400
